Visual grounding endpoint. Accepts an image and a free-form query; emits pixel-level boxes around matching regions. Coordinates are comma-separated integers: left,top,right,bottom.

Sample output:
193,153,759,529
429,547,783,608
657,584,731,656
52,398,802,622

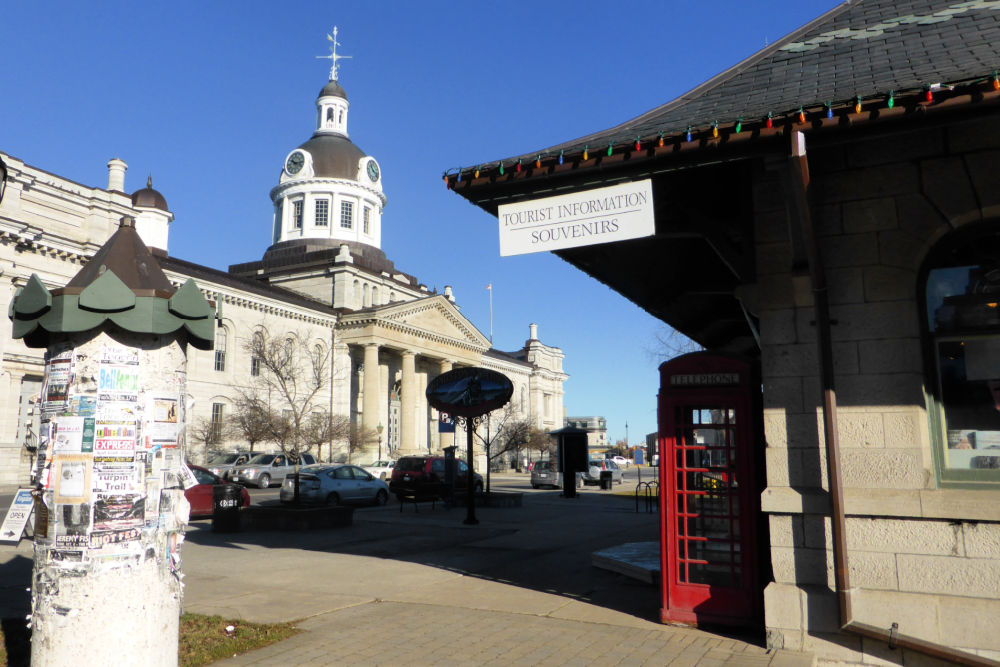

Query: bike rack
635,480,659,513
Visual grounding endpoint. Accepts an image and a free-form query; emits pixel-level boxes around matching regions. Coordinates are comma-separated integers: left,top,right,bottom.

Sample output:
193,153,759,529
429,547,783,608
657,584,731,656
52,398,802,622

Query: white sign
0,489,35,543
497,179,654,256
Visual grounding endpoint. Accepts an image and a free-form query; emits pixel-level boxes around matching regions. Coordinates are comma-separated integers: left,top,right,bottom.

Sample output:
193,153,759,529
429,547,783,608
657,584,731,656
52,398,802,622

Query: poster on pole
0,489,35,543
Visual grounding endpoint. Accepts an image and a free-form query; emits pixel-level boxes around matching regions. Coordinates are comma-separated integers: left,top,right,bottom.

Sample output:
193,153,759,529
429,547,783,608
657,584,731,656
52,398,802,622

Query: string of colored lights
443,73,1000,188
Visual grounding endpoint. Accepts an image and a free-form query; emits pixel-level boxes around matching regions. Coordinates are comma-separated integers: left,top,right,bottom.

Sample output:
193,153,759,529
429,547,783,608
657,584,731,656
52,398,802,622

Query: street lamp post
377,422,384,462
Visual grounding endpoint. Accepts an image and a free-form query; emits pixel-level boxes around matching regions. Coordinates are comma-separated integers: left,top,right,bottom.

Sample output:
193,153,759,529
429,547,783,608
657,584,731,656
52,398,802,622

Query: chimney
529,323,538,340
107,158,127,192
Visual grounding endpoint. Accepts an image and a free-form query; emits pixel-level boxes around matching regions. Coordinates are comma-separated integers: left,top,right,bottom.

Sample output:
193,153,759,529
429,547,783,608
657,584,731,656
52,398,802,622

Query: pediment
339,295,490,349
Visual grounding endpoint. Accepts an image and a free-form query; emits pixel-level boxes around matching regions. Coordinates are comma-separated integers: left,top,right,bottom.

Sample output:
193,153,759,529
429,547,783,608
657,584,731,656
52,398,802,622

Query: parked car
280,464,390,506
361,459,396,481
582,459,624,486
232,452,317,488
389,455,483,501
530,459,581,489
205,452,254,481
610,455,630,468
185,464,251,519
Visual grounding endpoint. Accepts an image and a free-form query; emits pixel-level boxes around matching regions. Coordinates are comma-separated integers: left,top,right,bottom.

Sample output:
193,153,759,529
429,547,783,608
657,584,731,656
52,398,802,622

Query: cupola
267,27,387,255
131,175,174,256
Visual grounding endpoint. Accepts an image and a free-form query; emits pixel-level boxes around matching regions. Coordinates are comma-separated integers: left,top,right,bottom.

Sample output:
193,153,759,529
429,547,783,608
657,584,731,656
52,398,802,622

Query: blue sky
1,0,841,445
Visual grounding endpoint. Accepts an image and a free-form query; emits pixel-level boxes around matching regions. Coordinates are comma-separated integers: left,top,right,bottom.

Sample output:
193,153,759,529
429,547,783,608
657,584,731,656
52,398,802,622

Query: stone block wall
756,118,1000,663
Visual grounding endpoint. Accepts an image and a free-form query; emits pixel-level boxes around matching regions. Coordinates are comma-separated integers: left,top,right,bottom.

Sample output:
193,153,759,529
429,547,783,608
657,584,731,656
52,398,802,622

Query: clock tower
268,27,386,253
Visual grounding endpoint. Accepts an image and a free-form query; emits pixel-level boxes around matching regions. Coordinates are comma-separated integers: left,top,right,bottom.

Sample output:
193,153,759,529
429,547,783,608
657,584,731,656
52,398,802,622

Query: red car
186,464,251,519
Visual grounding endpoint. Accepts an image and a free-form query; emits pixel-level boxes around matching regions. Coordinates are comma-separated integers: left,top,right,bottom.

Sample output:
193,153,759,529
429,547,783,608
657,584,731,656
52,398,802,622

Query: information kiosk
657,352,763,627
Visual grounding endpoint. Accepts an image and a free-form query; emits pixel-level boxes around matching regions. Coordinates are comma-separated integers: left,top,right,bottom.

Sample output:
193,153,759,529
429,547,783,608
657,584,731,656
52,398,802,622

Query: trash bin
600,471,613,490
212,484,243,533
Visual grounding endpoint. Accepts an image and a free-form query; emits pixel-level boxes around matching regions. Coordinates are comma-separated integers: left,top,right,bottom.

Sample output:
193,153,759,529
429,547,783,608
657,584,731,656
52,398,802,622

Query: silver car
582,459,624,486
206,452,254,481
280,464,390,506
530,460,581,489
233,452,317,488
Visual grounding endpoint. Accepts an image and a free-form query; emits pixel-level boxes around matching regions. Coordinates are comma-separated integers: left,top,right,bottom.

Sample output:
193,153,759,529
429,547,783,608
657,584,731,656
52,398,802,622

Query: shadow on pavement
184,489,668,626
0,554,33,667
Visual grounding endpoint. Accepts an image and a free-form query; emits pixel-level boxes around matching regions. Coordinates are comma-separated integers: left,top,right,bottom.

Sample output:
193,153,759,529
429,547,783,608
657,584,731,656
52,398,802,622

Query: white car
362,459,395,481
611,455,630,468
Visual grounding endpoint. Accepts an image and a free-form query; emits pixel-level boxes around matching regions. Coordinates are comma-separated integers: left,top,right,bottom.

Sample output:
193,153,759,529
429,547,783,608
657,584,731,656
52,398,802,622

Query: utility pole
11,218,215,665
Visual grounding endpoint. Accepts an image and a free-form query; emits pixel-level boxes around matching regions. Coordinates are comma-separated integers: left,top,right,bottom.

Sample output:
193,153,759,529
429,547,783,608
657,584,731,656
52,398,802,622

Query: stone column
400,351,416,454
438,360,455,450
332,342,351,421
416,367,428,453
362,343,380,434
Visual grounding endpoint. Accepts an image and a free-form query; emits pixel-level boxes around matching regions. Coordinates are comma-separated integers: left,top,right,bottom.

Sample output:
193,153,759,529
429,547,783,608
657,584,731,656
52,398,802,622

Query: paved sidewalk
1,476,813,666
177,483,813,667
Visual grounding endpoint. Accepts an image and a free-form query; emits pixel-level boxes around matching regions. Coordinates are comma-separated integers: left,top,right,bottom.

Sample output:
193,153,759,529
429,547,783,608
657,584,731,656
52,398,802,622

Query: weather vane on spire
316,26,351,81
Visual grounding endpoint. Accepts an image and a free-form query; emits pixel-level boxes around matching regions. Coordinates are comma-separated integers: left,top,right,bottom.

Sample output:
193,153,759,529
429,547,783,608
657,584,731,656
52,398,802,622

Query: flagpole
487,283,493,345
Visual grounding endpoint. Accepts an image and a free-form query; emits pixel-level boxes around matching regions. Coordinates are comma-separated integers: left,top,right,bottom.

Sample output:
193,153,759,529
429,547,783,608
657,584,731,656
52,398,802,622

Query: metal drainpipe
787,130,999,667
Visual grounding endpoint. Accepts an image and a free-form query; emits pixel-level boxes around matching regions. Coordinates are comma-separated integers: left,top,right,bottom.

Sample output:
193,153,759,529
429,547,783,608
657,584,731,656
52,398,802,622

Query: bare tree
647,325,702,363
301,411,353,463
609,439,629,457
476,403,533,491
244,328,331,502
346,423,380,463
227,390,273,455
189,416,222,465
527,425,556,460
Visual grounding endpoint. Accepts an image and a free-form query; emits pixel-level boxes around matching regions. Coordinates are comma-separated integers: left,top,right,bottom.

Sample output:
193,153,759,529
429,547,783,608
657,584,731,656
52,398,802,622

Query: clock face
366,159,380,182
285,151,305,175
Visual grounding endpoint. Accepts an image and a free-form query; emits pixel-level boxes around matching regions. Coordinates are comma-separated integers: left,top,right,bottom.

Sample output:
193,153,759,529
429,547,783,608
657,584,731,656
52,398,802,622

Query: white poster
52,416,85,453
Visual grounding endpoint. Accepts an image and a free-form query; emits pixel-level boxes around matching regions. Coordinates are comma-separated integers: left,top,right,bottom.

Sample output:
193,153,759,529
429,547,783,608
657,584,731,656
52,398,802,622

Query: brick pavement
213,599,808,666
183,477,814,667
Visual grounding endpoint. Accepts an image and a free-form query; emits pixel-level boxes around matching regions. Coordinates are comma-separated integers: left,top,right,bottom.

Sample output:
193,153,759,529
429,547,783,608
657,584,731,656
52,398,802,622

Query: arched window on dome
371,287,379,306
389,291,396,303
363,284,370,308
326,108,334,127
353,280,361,306
339,110,343,124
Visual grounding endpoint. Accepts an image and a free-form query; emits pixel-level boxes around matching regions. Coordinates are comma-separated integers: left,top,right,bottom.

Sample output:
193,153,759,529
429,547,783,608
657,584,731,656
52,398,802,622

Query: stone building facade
563,416,608,456
0,53,566,487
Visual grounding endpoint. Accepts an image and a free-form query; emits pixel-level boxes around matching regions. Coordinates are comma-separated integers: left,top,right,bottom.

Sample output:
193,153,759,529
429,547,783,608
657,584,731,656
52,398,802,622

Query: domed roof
318,80,347,100
131,175,169,211
297,134,366,180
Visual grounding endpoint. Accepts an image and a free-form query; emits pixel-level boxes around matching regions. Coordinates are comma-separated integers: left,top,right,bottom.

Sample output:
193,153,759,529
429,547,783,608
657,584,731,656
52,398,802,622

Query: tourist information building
448,1,1000,664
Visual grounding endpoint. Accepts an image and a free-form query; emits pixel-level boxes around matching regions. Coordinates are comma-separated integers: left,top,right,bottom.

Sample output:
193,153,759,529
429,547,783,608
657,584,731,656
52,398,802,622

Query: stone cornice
336,317,487,355
269,177,387,207
161,269,337,328
0,226,93,264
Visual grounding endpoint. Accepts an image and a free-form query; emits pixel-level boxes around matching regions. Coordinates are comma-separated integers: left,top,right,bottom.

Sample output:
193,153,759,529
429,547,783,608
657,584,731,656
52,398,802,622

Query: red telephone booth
658,352,763,627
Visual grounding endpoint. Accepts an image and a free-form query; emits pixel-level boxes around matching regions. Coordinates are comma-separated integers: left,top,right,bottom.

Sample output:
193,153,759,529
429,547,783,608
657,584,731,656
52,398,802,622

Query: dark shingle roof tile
455,0,1000,173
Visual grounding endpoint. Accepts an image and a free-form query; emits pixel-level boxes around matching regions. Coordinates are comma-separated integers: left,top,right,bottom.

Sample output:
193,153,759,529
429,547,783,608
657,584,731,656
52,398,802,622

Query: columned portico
336,294,497,461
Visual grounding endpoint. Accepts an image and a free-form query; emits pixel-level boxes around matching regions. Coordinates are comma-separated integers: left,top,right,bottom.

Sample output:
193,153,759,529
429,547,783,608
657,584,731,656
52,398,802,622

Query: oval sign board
425,367,513,418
